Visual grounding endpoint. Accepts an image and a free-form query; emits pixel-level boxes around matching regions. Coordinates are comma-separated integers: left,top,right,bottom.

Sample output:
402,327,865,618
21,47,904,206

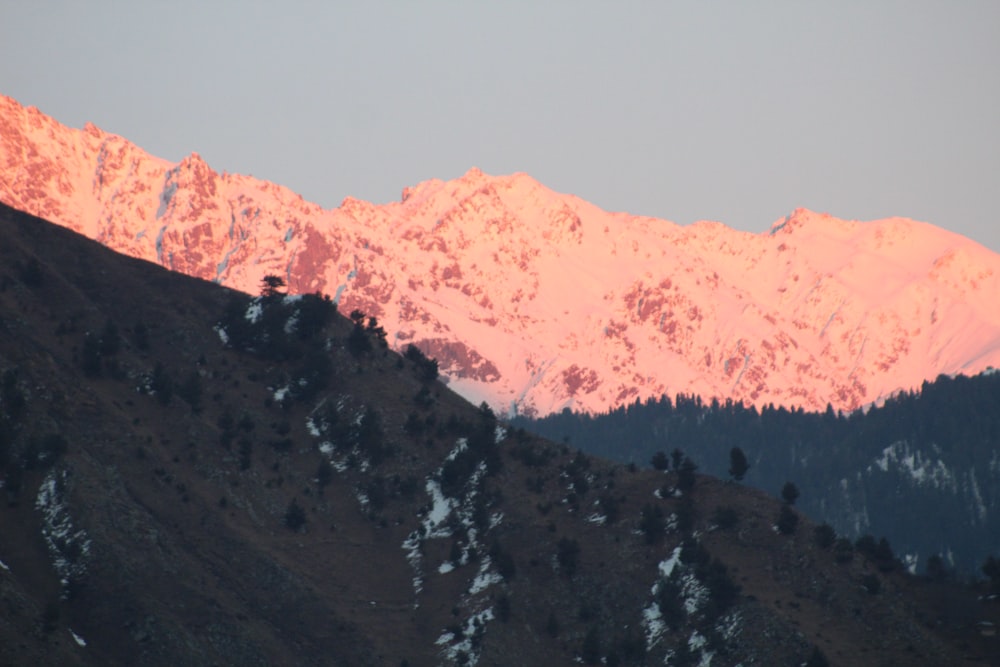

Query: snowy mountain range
3,93,999,417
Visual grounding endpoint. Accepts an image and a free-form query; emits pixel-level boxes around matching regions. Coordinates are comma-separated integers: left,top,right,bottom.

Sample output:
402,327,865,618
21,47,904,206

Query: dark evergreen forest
515,372,1000,574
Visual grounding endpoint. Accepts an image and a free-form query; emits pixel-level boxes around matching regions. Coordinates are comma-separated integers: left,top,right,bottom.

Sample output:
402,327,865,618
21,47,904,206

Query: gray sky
2,2,998,251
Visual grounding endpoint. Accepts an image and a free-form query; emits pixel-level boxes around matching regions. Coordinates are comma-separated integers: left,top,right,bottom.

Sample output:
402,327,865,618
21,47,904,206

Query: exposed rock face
3,94,1000,416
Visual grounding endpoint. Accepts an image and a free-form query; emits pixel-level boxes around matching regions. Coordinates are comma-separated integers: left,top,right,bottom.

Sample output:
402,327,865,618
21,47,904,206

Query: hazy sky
2,2,998,251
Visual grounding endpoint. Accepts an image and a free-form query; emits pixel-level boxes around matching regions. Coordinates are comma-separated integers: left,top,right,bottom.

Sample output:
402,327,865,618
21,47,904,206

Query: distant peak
180,152,208,167
457,167,546,193
769,208,859,239
770,208,819,233
83,121,106,138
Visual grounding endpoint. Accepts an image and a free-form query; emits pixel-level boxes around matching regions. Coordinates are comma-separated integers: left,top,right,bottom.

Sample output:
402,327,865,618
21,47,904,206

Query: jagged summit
2,93,999,417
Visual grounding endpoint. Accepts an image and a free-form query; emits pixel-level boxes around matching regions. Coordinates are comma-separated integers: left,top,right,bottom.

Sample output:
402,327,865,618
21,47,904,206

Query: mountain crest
2,94,999,417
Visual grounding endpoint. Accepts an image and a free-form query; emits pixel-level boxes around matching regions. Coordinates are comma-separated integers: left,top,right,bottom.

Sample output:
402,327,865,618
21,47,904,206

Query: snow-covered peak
2,94,1000,417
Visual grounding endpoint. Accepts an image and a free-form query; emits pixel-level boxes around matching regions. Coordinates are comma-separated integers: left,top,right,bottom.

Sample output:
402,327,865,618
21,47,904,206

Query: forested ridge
517,372,1000,574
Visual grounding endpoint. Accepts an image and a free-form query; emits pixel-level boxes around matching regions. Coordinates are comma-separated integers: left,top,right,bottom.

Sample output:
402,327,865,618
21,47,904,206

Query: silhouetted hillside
1,201,997,666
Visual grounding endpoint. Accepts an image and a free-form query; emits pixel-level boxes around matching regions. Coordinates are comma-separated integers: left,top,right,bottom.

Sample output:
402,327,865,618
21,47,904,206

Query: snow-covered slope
3,94,999,416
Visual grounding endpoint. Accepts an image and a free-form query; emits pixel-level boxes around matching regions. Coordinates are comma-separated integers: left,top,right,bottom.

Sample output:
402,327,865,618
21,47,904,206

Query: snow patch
154,224,168,263
402,437,503,613
245,298,263,323
35,468,91,595
155,177,177,219
435,607,494,666
468,556,503,594
871,441,955,491
215,245,239,283
658,545,683,580
643,546,683,649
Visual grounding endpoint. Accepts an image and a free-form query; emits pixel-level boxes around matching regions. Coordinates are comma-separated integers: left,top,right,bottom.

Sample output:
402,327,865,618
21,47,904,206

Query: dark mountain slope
0,201,996,666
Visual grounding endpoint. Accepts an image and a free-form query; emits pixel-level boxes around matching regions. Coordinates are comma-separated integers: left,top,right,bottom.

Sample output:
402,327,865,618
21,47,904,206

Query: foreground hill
3,94,1000,418
1,202,998,665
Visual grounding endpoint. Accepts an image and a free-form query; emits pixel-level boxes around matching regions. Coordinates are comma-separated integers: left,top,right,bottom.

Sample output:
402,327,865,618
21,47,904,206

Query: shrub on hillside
639,503,665,545
712,505,739,530
814,522,836,549
404,344,439,383
218,290,334,361
151,362,173,405
776,504,798,534
178,371,203,412
861,573,881,595
556,538,580,576
284,499,306,531
677,456,698,494
781,481,800,505
490,541,517,580
833,537,854,564
655,575,685,631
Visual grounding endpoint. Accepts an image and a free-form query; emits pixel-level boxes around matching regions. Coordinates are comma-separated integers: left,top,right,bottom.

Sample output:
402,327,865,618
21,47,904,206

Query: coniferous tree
284,498,306,531
178,371,203,413
151,362,173,404
260,274,286,298
677,456,698,494
781,482,800,505
670,448,684,470
982,555,1000,592
925,554,948,581
814,523,836,549
99,319,120,356
347,311,372,356
777,504,798,534
728,446,749,481
639,503,665,544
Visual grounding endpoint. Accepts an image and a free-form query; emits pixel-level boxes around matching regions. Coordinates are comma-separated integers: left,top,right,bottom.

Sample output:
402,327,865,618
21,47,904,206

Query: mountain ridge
1,200,997,666
2,93,999,418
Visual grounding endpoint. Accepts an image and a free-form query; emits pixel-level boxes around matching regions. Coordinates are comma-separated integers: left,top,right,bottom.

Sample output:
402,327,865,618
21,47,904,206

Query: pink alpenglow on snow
2,93,999,417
